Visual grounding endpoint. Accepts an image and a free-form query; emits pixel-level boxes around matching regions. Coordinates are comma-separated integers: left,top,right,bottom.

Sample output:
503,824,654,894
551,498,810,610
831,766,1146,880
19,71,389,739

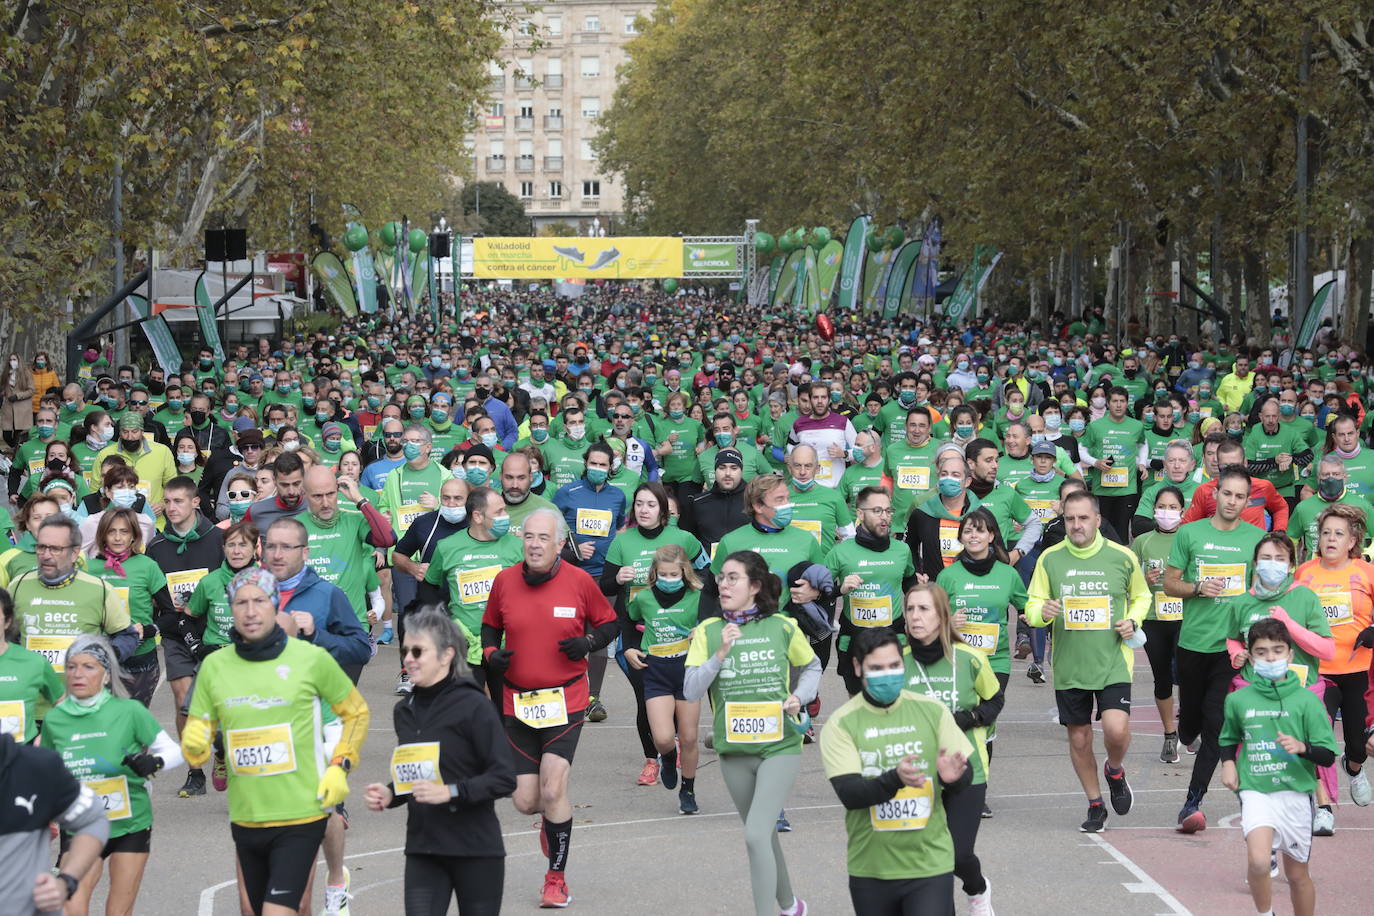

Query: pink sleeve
1272,607,1335,660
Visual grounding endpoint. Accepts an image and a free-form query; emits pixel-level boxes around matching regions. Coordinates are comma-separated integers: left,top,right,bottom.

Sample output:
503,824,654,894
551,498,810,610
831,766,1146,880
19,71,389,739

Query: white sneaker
969,879,994,916
321,865,351,916
1347,757,1372,807
395,670,412,696
1312,806,1335,836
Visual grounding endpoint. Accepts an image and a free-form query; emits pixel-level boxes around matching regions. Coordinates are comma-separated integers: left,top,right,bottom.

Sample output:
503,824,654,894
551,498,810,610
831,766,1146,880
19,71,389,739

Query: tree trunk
0,295,72,382
1147,218,1172,338
1242,248,1269,349
1054,247,1071,317
1341,212,1373,352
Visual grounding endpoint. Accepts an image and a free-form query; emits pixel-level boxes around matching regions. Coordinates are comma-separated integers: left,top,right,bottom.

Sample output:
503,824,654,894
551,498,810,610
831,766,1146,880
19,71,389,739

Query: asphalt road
77,647,1373,915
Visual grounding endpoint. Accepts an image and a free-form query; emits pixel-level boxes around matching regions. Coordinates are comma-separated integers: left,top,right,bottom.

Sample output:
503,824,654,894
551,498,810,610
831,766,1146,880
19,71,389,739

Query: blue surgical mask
864,670,906,705
1253,657,1289,681
465,465,490,486
793,478,816,491
656,576,685,594
480,432,499,448
489,515,511,538
955,424,974,439
531,428,549,443
402,441,422,461
438,504,467,524
531,470,545,488
323,438,341,453
851,446,866,463
431,409,449,424
1254,559,1289,590
770,502,794,528
110,488,138,508
1068,418,1086,434
585,466,608,485
938,476,962,497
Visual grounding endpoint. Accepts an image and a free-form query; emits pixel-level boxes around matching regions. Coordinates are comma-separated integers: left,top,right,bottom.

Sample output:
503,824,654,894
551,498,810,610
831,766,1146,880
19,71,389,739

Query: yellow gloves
316,764,350,809
181,717,213,767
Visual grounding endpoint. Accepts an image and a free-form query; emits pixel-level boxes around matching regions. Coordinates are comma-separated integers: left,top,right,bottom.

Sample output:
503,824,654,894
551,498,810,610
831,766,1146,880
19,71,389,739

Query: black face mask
46,457,66,474
189,410,209,426
473,386,490,400
147,381,165,395
120,436,141,452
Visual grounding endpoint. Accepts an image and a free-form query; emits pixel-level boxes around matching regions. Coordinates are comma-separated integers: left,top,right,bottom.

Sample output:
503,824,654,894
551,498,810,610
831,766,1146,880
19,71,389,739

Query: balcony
515,156,535,172
578,31,601,42
543,115,564,130
514,76,535,90
543,74,563,89
485,156,506,172
514,116,534,130
538,198,565,210
484,115,504,130
543,156,563,170
487,76,504,91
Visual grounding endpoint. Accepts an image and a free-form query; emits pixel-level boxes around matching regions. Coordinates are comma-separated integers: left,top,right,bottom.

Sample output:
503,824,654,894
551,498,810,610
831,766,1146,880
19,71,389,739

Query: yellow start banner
471,237,681,279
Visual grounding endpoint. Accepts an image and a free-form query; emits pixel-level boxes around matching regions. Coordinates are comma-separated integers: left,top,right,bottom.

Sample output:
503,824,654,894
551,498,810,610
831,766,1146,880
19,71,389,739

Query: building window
546,16,561,35
580,56,600,77
519,181,534,199
583,15,600,32
582,180,600,199
519,102,534,119
625,15,639,34
489,140,505,158
488,102,504,117
581,96,600,118
549,181,563,199
580,139,596,161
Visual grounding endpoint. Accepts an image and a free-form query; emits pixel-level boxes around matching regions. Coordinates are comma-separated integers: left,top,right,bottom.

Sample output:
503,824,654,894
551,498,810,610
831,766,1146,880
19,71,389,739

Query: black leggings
1142,620,1181,701
1097,493,1137,543
403,853,504,916
944,782,988,896
1176,646,1232,801
232,818,327,915
1322,671,1370,765
848,873,954,916
621,661,657,759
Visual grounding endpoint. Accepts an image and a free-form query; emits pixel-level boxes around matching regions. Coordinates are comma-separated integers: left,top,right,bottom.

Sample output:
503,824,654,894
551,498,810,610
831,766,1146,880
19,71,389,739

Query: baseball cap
1031,440,1057,457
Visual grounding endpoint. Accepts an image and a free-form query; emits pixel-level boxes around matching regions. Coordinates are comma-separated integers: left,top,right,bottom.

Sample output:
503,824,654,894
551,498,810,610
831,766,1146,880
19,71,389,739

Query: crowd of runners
0,285,1371,916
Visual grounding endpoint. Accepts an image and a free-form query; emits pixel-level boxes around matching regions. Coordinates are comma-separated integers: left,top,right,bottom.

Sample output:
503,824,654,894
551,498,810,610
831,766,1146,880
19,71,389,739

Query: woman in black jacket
366,605,516,915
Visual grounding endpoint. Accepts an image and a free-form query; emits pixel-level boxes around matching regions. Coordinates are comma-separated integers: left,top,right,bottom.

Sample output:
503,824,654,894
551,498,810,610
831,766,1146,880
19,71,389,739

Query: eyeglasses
715,573,745,586
403,646,428,659
35,544,73,554
264,542,306,553
859,506,894,516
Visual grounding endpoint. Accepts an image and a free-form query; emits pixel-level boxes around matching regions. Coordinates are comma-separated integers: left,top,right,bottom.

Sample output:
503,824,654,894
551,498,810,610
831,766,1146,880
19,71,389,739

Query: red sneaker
540,870,571,908
636,758,660,786
212,754,228,792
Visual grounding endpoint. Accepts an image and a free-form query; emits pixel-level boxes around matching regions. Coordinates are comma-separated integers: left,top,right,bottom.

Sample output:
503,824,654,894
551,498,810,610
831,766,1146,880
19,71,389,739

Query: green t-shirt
423,530,525,661
826,537,916,649
1135,476,1201,519
1131,529,1179,622
974,482,1034,548
1011,473,1063,527
0,643,64,740
627,586,701,656
1243,422,1306,495
656,417,705,483
1228,585,1329,688
1219,677,1337,794
1286,491,1374,560
43,694,164,836
820,691,973,880
300,512,378,621
788,482,854,550
12,570,130,673
995,453,1033,490
188,635,355,825
1081,415,1146,496
712,523,825,610
685,614,815,758
1166,519,1265,653
541,436,592,491
934,559,1027,674
839,461,887,511
379,461,449,536
1333,445,1374,498
187,563,246,646
604,526,707,605
884,439,940,522
901,642,1000,783
90,554,166,658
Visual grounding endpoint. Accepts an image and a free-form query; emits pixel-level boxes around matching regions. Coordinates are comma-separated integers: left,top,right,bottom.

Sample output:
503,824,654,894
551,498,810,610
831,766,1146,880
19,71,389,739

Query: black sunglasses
403,645,428,659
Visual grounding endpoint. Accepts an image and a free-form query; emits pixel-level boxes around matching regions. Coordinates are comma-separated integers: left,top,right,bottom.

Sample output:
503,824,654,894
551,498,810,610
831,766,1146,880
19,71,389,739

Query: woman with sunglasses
684,550,820,916
219,470,258,527
365,606,515,915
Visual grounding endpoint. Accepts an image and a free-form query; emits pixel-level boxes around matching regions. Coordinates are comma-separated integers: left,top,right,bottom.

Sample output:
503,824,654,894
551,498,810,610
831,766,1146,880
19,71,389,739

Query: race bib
513,687,569,728
724,701,783,744
849,594,893,628
225,724,296,777
896,465,930,491
958,621,1000,654
815,461,834,480
362,424,377,441
1198,563,1245,598
458,566,500,605
85,776,131,821
575,508,613,538
26,634,76,672
135,478,152,499
26,455,45,476
0,700,24,738
113,586,131,618
1101,466,1128,488
1319,590,1354,626
1063,596,1112,630
390,742,442,794
938,520,961,565
1024,498,1056,521
166,568,209,605
1289,663,1311,687
1154,592,1183,621
869,781,933,831
792,518,823,544
396,504,427,533
647,637,690,658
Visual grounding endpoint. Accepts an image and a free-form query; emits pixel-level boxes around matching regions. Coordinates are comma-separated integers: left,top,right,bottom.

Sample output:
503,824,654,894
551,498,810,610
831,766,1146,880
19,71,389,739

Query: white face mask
566,424,586,441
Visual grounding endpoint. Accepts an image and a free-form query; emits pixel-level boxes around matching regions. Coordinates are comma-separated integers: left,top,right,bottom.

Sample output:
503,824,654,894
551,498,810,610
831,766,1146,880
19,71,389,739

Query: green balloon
343,225,369,252
779,233,797,254
886,226,905,249
409,228,428,254
754,232,775,254
379,221,400,247
663,278,678,294
812,226,831,247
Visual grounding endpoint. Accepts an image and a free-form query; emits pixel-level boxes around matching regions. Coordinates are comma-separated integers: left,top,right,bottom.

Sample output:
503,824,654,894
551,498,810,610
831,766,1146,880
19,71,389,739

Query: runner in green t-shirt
0,593,64,741
883,407,939,523
1243,398,1312,498
1224,537,1329,691
1286,454,1374,561
1079,387,1147,536
300,466,397,623
935,508,1027,683
712,475,825,611
839,429,888,510
88,509,169,707
1130,484,1185,763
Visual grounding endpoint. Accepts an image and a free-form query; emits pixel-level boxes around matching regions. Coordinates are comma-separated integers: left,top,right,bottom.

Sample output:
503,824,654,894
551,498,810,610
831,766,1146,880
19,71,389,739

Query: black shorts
1056,683,1131,726
162,637,199,681
61,826,151,859
642,654,686,701
503,710,585,775
232,818,328,914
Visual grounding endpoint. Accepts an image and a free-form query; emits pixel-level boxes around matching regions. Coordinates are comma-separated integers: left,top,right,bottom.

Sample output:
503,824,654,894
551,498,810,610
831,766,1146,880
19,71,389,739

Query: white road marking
1083,831,1192,915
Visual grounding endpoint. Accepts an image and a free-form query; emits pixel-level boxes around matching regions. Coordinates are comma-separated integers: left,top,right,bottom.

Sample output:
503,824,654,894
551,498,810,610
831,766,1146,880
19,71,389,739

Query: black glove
952,709,979,732
122,752,163,778
139,623,158,641
558,636,592,661
1149,458,1164,471
1353,625,1374,651
485,648,514,675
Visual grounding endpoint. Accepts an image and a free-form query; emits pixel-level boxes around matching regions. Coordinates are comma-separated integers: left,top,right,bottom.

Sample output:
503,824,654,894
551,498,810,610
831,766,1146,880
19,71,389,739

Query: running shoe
586,696,608,722
679,788,699,815
1104,765,1133,816
775,810,792,833
968,879,994,916
1160,734,1180,764
1311,806,1334,836
1014,636,1032,659
802,725,816,745
1185,737,1200,754
377,626,394,645
806,697,821,718
178,768,206,797
322,865,351,916
1026,662,1046,684
395,670,412,696
1176,802,1206,834
981,802,993,819
636,758,660,786
660,755,678,790
779,899,807,916
211,754,228,792
1346,756,1371,806
1080,802,1107,833
703,730,714,750
540,870,571,908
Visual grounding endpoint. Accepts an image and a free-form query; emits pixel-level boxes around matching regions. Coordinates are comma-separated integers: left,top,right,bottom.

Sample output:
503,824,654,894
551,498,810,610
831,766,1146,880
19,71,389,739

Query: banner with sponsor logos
472,237,681,279
682,241,739,274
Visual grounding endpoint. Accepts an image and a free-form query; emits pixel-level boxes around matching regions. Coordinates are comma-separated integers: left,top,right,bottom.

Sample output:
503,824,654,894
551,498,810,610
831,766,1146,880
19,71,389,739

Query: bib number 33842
870,781,933,831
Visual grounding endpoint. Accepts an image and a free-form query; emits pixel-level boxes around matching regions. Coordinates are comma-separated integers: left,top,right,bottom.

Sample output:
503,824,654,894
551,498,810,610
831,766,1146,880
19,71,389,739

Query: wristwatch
58,872,79,900
330,756,352,773
1192,580,1202,597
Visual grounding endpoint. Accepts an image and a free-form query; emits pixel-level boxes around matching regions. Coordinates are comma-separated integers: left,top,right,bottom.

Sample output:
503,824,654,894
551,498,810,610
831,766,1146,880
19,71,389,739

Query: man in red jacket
481,507,617,908
1181,439,1288,531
